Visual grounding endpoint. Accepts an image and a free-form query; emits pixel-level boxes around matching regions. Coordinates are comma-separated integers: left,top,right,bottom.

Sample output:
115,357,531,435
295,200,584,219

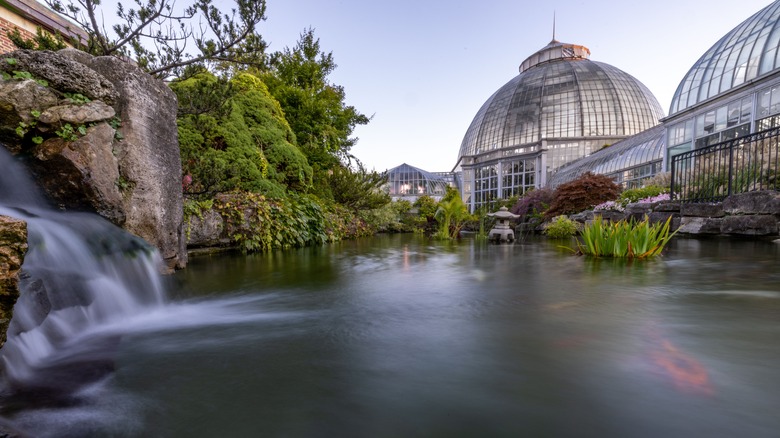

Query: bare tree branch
43,0,267,78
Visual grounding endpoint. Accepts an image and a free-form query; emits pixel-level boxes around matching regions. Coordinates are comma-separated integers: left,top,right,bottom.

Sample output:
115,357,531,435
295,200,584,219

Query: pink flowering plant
592,187,670,212
637,193,670,203
593,200,624,212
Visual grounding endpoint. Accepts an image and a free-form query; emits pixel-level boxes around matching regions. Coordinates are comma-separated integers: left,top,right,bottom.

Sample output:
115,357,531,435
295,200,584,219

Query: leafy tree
327,163,390,212
262,28,370,172
43,0,268,77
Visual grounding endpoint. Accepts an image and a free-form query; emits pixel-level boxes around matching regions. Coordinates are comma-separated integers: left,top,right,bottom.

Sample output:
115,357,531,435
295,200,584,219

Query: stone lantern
487,207,520,243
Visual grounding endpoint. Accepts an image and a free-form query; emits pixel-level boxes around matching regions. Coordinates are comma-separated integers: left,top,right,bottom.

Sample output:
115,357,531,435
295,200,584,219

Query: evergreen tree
263,28,370,173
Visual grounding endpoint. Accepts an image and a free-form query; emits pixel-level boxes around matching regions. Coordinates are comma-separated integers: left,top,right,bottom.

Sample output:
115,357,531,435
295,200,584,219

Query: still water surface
11,235,780,437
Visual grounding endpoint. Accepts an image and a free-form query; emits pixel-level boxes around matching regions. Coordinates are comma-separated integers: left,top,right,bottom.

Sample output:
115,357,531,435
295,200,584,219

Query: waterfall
0,147,166,393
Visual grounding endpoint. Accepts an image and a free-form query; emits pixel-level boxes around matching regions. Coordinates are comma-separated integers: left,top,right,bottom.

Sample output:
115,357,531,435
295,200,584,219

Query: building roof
546,124,665,187
670,0,780,116
1,0,87,42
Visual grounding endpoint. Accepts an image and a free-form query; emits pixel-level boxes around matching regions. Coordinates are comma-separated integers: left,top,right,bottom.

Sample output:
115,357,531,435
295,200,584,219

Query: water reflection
167,235,780,437
7,234,780,437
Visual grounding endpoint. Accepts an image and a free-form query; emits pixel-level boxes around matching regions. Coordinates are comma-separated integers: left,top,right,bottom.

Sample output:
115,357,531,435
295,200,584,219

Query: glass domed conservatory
384,163,452,202
455,38,665,211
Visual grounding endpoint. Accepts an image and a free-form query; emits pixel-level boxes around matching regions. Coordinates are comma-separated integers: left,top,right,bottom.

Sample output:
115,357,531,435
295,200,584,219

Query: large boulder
186,209,228,248
29,123,125,224
0,79,59,149
0,215,27,348
0,50,186,270
0,49,118,104
64,53,186,270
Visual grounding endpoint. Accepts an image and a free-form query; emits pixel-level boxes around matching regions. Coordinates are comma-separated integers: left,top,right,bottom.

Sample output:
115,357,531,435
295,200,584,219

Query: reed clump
573,215,677,258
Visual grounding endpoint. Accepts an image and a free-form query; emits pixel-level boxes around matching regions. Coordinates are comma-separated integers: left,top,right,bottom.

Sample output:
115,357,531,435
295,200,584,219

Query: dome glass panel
670,1,780,115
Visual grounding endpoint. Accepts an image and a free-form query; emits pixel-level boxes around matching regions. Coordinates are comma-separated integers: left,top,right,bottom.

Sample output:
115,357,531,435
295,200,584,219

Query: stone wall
576,190,780,238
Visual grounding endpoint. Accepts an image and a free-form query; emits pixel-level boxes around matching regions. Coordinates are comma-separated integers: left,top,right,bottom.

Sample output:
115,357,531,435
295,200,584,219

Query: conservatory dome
455,39,664,210
458,40,664,163
670,1,780,115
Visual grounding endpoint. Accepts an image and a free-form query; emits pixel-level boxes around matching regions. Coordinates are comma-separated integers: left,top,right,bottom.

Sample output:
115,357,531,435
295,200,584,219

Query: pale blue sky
261,0,774,172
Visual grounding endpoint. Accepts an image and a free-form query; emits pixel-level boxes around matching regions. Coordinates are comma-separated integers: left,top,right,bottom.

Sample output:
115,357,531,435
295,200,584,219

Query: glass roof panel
670,1,780,115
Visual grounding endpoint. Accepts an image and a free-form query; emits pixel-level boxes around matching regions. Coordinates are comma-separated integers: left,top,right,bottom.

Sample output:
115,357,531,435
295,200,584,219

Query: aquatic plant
573,216,676,259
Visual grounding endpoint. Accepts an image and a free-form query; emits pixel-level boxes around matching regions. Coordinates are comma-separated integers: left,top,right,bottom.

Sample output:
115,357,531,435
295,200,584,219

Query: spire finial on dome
551,11,559,43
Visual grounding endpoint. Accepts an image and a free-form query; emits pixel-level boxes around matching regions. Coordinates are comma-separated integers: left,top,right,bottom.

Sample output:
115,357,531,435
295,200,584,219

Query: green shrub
573,216,677,259
362,200,412,233
546,172,622,218
173,72,311,197
543,216,579,239
212,192,375,253
328,163,390,212
409,195,438,234
433,187,470,240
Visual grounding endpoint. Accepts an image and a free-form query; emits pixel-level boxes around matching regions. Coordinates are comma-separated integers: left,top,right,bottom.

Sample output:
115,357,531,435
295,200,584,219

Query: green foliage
183,198,214,221
544,216,578,239
1,68,49,87
115,175,132,191
174,66,235,117
408,195,438,234
109,117,124,140
63,92,92,104
328,163,390,212
7,26,67,51
16,110,41,142
360,199,412,233
213,192,372,253
15,109,90,145
546,172,622,218
55,123,81,141
263,28,370,170
618,186,667,205
573,216,677,259
433,187,470,240
173,72,312,196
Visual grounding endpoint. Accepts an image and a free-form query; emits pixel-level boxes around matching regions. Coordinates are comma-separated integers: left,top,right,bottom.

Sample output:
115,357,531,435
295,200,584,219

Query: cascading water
0,146,166,396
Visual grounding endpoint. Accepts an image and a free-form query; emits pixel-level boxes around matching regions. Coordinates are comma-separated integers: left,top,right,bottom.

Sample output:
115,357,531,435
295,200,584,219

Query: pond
4,234,780,437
